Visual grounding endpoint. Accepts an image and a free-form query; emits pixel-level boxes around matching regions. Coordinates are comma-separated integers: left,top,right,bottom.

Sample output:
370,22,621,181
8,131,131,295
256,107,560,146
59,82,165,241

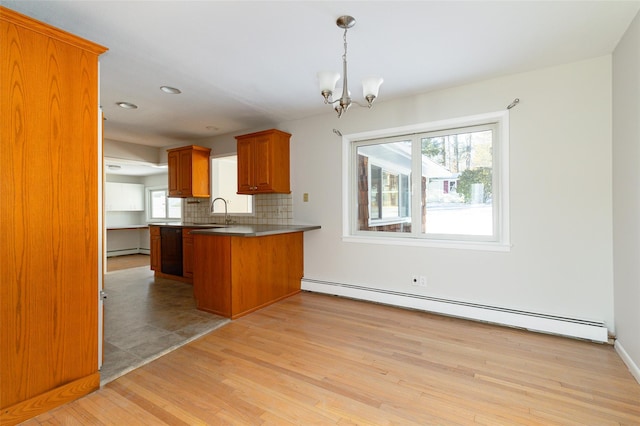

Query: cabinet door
104,182,119,211
253,134,274,192
178,149,193,196
236,138,254,194
150,227,161,271
182,228,194,279
167,151,180,196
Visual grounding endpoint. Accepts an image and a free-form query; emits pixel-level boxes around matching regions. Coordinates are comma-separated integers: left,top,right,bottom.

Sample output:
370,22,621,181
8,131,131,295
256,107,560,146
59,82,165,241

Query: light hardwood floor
106,254,150,272
25,292,640,425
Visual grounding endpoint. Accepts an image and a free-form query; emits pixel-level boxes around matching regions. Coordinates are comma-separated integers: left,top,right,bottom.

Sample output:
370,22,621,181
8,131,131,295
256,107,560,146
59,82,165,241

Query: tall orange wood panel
0,7,107,425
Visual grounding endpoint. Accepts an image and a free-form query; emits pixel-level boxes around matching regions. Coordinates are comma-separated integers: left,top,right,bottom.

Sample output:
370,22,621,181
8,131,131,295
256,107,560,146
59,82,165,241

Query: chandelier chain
343,28,348,62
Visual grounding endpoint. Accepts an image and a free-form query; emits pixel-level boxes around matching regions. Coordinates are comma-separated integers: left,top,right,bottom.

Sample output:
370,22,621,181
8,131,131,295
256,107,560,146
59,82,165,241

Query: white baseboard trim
106,248,142,258
301,279,608,343
615,341,640,384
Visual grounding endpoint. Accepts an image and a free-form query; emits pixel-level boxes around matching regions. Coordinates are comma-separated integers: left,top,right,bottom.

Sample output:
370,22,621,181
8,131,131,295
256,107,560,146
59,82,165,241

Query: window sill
342,235,512,252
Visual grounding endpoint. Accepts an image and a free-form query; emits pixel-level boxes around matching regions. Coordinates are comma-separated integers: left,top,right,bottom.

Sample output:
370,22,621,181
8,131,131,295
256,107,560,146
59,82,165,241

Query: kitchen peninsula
192,224,319,319
150,223,320,319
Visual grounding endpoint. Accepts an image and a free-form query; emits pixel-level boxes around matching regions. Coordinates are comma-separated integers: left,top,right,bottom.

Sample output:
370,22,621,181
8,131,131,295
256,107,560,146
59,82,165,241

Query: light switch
303,193,309,202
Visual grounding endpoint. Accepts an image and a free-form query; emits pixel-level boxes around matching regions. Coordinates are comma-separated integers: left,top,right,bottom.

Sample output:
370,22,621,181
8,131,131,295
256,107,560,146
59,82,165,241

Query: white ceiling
5,1,640,150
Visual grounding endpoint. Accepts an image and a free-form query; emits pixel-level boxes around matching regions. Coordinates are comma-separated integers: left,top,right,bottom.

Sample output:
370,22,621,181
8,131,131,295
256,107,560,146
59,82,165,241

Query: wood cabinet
0,7,107,424
193,232,303,318
182,228,195,279
150,226,161,271
235,129,291,194
167,145,211,198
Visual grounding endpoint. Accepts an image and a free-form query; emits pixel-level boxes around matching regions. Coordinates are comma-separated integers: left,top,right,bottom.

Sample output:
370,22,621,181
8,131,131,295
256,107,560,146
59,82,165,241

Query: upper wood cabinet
1,6,107,424
167,145,211,198
235,129,291,194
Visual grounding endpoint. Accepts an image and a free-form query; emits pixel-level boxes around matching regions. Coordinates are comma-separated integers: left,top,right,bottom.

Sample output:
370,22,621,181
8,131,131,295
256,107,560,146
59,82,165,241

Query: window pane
356,140,412,233
370,165,381,219
150,189,181,220
211,156,253,214
167,198,182,218
421,129,493,236
150,190,166,218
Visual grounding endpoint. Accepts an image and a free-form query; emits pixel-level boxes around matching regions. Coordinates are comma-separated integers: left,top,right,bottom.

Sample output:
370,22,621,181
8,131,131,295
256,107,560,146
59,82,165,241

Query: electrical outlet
419,276,427,287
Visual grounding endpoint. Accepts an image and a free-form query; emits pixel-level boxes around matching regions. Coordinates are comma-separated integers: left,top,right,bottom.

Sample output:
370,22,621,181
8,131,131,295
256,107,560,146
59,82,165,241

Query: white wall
105,139,161,163
282,56,614,332
136,55,614,337
613,11,640,380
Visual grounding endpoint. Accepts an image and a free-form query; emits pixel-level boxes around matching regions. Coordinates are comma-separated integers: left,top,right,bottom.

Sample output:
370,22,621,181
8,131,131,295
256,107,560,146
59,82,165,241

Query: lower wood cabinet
182,228,195,279
150,226,161,271
192,232,303,318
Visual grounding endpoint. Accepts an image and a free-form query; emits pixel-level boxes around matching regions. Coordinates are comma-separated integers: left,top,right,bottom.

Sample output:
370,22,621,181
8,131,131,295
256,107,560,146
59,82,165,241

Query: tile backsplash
182,193,293,225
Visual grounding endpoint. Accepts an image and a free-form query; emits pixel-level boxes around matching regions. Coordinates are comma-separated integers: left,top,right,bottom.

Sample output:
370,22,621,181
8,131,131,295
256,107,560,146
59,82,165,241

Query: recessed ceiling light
116,101,138,109
160,86,181,94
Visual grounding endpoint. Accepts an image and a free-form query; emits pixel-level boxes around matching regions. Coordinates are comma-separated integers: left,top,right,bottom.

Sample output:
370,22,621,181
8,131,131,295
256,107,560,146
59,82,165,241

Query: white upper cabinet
105,182,145,211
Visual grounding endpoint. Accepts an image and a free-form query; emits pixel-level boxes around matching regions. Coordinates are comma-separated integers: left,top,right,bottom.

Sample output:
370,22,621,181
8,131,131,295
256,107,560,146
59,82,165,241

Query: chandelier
317,15,383,118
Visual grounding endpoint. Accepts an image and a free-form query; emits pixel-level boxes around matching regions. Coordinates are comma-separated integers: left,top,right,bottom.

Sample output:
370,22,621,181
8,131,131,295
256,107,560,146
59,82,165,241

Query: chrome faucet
210,197,231,224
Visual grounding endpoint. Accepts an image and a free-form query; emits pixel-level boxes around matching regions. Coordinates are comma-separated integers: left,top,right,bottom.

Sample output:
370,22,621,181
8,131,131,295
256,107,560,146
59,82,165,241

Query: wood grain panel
193,235,232,317
182,228,194,279
0,373,100,425
0,6,106,423
18,293,640,425
231,232,302,318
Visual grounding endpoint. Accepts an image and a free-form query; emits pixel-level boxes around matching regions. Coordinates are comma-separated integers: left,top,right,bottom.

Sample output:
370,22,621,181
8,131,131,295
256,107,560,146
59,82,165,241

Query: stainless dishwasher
160,227,183,276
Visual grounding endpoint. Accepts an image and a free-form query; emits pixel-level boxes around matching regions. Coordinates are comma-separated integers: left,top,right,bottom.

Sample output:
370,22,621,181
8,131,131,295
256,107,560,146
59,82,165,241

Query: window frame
343,110,510,252
146,186,182,221
365,150,412,226
210,154,255,217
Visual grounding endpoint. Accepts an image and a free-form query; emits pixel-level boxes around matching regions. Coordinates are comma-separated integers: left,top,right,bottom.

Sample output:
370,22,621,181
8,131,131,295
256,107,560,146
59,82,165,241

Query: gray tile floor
101,267,229,384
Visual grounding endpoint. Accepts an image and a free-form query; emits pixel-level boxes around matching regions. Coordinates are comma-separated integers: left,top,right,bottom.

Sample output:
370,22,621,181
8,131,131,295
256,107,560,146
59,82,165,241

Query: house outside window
345,111,510,250
148,188,181,220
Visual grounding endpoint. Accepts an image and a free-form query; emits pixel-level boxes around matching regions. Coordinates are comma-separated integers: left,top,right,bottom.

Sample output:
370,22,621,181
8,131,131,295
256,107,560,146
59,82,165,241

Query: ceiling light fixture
160,86,181,94
116,101,138,109
317,15,383,118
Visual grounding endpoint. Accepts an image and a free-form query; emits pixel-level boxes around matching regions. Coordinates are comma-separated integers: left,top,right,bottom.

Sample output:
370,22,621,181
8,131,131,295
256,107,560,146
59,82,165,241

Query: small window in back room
210,155,254,214
148,188,181,220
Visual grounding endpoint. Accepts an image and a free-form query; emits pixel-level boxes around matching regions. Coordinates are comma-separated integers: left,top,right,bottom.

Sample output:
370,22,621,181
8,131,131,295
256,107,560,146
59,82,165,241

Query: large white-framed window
344,111,510,251
147,186,182,221
210,154,254,216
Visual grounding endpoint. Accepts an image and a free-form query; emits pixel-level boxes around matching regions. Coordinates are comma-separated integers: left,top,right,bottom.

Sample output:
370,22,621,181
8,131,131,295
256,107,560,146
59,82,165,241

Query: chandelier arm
350,100,373,109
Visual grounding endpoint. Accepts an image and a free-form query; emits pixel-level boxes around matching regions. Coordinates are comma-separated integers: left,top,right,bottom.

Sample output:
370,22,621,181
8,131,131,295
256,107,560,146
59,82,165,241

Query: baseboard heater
301,278,608,343
106,248,144,258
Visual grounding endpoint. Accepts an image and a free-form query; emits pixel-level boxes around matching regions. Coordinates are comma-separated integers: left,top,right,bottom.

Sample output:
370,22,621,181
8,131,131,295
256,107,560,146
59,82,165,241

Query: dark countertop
107,224,149,230
189,224,321,237
148,222,223,228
